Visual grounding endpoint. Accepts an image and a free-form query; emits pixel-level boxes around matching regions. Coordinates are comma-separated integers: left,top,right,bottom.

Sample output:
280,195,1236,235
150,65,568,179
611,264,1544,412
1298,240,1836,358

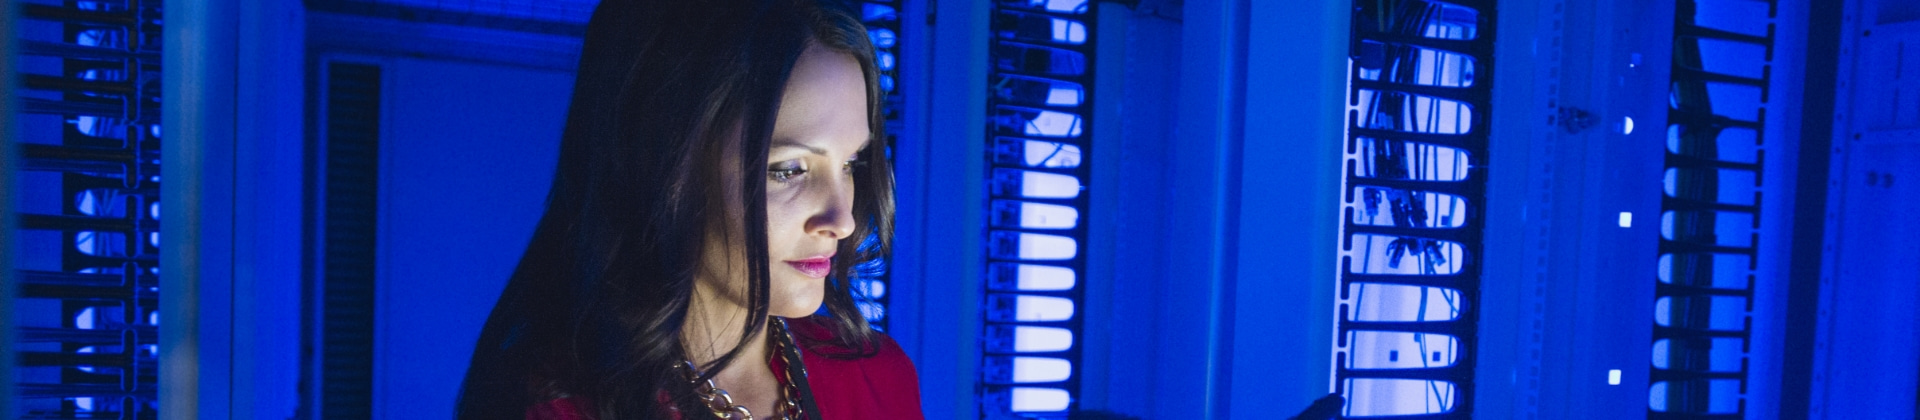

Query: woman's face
699,41,870,319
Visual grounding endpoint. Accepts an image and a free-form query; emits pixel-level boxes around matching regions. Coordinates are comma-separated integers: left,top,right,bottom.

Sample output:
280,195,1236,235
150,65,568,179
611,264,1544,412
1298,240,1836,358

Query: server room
3,0,1917,418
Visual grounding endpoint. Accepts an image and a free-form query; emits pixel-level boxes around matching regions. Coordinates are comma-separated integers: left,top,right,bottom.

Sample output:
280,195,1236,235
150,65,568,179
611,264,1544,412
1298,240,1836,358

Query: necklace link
681,319,806,420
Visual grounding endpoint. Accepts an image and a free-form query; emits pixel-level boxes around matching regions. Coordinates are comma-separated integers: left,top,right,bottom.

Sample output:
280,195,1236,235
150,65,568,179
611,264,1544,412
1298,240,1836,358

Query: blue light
1343,378,1458,416
992,168,1083,199
988,231,1078,261
993,42,1087,75
868,28,897,48
1345,283,1461,322
983,387,1072,412
994,106,1084,137
991,200,1080,230
986,294,1074,322
1051,19,1086,44
993,76,1085,107
984,356,1073,383
987,263,1077,291
985,325,1075,353
993,137,1083,168
861,3,897,21
1344,331,1459,369
1009,0,1090,14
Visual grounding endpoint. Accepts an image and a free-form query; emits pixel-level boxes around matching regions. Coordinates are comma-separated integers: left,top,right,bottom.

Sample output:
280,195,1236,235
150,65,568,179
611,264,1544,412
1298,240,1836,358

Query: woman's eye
769,163,807,182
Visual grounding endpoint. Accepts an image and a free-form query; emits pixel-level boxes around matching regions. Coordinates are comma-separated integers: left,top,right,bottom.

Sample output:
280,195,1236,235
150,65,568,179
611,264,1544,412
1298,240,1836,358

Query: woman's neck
681,289,783,413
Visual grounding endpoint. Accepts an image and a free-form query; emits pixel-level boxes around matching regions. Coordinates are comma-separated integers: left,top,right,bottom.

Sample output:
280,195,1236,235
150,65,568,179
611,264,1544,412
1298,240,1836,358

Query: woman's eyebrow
770,140,829,156
772,138,873,156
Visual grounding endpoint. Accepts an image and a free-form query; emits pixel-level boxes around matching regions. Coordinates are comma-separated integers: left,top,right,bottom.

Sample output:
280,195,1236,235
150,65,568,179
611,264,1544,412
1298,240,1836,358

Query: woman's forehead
772,43,870,154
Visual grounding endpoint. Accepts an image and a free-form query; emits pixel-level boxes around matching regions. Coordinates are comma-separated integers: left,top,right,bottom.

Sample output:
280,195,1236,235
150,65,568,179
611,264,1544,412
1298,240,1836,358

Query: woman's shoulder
787,316,912,365
787,316,925,419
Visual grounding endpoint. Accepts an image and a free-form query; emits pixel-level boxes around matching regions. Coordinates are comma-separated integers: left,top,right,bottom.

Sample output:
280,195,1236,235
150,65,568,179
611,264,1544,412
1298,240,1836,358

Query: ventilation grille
319,62,382,420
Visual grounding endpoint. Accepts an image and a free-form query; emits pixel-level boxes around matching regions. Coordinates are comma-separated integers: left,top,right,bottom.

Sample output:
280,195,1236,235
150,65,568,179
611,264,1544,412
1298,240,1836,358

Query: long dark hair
455,0,891,418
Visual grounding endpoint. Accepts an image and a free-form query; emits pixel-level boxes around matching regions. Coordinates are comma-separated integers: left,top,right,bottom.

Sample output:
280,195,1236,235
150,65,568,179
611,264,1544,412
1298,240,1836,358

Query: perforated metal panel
318,61,383,420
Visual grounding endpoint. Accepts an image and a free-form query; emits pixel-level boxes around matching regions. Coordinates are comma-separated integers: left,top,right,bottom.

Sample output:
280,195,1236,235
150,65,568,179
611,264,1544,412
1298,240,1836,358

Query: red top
526,316,924,420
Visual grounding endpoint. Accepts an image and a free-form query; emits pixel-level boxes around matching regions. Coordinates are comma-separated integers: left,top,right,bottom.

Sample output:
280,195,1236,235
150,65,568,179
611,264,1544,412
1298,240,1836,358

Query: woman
455,0,920,418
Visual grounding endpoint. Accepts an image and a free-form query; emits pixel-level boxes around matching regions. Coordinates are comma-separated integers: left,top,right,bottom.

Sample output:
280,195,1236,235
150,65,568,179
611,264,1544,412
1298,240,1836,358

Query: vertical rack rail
1334,0,1494,418
978,0,1096,418
12,1,165,418
1649,0,1778,417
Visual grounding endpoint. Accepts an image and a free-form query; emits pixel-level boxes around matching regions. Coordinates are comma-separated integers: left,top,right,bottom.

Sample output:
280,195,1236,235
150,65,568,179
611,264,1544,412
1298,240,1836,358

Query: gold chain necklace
680,318,806,420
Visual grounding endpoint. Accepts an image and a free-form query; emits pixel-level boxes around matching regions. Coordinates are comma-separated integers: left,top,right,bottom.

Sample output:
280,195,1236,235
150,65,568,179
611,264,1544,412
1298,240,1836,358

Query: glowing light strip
980,0,1094,418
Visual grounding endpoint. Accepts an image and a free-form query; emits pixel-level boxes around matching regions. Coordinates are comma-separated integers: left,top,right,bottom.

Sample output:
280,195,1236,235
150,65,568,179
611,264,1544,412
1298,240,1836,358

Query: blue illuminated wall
8,0,1920,419
365,58,570,419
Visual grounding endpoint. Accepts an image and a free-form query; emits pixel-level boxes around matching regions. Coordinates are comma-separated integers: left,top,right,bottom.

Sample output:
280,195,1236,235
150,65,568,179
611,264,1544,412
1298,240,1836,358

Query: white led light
1051,19,1087,44
1023,141,1082,168
1036,0,1089,13
1009,387,1071,412
1020,171,1081,199
1022,110,1083,137
854,279,887,299
1012,295,1075,321
76,231,97,255
76,116,99,136
1016,232,1078,260
1045,86,1082,106
1010,357,1073,382
867,28,896,48
1012,326,1073,352
1016,264,1076,290
1618,212,1633,228
1608,369,1622,385
1018,202,1079,229
76,308,96,329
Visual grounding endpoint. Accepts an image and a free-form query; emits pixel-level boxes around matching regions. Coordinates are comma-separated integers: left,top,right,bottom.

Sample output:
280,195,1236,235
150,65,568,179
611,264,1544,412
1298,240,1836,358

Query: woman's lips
785,256,833,278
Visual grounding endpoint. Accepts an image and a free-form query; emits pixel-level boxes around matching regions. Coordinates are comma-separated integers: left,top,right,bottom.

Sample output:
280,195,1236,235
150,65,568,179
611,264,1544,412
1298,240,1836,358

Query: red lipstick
785,255,833,278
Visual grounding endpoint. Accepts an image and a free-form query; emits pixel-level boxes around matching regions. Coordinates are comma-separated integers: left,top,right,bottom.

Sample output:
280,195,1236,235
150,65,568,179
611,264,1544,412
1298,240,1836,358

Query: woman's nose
808,176,856,240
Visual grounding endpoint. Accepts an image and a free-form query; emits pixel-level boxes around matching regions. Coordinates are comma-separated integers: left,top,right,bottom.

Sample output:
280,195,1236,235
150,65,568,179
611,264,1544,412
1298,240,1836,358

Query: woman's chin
772,305,822,319
771,295,825,318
